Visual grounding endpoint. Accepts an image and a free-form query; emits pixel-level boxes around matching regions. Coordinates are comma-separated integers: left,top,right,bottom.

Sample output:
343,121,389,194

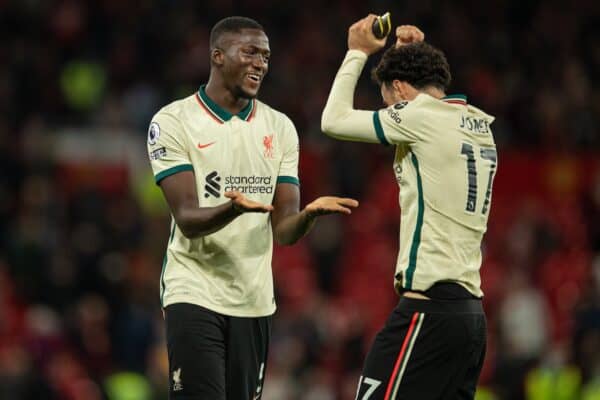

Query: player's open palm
225,191,274,213
395,25,425,48
305,196,359,217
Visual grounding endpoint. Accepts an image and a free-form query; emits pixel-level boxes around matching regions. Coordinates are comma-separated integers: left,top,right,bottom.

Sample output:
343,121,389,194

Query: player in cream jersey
149,17,358,400
321,18,494,399
381,92,496,297
322,43,496,300
149,85,300,317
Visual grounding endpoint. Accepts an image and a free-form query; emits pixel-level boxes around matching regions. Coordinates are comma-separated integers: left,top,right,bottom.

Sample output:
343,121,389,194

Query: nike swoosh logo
197,142,216,149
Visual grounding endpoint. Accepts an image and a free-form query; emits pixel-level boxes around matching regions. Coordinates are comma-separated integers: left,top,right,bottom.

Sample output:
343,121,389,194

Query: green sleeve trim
155,164,194,184
373,111,390,146
277,176,300,185
404,153,425,289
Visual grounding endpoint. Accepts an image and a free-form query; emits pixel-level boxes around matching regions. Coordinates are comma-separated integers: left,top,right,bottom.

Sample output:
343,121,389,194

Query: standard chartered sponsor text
224,175,273,194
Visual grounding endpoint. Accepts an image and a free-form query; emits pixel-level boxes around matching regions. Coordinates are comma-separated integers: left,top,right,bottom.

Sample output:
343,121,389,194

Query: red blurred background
1,1,599,399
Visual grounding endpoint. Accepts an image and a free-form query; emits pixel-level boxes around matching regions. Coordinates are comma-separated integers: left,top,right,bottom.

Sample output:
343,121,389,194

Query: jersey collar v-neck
195,84,256,123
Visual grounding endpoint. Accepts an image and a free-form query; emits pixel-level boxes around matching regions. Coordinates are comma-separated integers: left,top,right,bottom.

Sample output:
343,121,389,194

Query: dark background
1,1,599,399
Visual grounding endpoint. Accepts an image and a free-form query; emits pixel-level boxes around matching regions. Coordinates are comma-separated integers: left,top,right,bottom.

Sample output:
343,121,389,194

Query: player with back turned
147,16,358,400
321,15,497,400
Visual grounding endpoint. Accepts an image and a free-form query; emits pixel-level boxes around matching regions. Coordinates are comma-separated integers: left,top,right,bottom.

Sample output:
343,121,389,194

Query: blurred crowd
1,0,600,399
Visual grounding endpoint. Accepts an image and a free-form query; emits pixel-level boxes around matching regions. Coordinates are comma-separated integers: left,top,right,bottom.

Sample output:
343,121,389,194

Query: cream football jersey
322,50,497,297
147,85,299,317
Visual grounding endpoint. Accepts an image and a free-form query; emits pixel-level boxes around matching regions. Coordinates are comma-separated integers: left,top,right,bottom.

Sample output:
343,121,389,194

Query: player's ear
395,81,418,101
392,80,406,101
211,48,224,66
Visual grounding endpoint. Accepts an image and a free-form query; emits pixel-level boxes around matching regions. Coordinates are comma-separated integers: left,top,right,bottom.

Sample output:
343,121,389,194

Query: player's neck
421,86,446,100
204,81,250,115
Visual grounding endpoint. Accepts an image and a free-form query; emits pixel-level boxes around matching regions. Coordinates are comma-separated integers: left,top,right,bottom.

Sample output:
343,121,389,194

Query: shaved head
209,16,264,50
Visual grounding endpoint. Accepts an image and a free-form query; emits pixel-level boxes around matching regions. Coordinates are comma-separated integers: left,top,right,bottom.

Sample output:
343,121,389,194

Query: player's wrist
347,47,371,57
301,207,317,222
230,201,244,215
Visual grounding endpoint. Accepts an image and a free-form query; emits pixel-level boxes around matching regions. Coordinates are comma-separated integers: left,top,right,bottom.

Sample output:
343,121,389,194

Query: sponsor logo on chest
204,171,274,198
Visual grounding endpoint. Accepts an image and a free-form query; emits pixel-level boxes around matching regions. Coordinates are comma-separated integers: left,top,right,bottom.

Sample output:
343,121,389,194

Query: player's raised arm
321,15,387,143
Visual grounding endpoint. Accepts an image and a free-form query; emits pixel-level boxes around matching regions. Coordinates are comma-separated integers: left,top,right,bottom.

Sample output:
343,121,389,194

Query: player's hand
225,191,274,213
395,25,425,48
304,196,359,218
348,15,387,56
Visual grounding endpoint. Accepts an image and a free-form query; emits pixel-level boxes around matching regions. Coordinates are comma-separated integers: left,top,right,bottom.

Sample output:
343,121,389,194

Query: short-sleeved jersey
374,94,496,297
147,85,299,317
321,50,496,297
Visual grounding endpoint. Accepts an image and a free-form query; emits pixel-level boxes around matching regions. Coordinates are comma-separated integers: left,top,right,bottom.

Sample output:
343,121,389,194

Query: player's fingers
365,14,378,25
224,191,241,200
318,204,353,215
408,27,423,42
351,15,370,30
337,198,359,208
414,27,425,41
248,202,274,212
349,20,361,33
396,25,409,39
398,25,425,44
355,16,370,33
332,206,353,215
397,25,417,42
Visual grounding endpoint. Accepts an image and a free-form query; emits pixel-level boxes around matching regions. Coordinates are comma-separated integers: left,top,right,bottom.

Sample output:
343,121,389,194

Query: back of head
372,42,452,92
209,16,264,49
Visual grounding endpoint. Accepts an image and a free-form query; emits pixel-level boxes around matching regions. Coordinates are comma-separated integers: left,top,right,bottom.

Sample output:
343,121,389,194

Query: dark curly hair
372,42,451,91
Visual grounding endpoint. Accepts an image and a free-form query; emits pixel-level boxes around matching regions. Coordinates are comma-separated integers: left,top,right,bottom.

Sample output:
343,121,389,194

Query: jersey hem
155,164,194,184
162,295,277,318
398,278,483,298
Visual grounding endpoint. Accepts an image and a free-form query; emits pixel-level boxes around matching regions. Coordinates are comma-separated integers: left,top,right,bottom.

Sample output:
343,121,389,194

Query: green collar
441,94,467,104
197,85,255,123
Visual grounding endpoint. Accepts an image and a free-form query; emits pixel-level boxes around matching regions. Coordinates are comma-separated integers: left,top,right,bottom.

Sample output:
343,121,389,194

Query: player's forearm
175,201,241,239
321,50,380,143
272,209,316,245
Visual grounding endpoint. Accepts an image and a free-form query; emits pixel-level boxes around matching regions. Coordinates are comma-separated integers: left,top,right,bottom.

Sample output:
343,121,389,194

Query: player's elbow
178,225,197,239
172,210,202,239
321,106,352,138
320,110,337,136
175,220,198,239
271,221,301,246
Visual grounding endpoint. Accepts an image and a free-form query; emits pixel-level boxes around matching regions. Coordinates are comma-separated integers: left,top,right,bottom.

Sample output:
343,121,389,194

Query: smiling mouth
246,73,261,83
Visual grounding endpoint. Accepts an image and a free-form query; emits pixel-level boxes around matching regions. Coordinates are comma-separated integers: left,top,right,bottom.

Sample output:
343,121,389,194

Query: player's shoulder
387,95,428,116
148,94,197,141
152,93,197,121
465,103,495,123
255,99,296,129
408,93,455,112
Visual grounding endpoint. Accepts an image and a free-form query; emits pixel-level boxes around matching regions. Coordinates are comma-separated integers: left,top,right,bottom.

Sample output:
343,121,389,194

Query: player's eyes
242,49,270,63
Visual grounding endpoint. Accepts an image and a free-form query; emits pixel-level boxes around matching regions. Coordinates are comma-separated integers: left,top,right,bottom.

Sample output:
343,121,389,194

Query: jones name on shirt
459,115,491,134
